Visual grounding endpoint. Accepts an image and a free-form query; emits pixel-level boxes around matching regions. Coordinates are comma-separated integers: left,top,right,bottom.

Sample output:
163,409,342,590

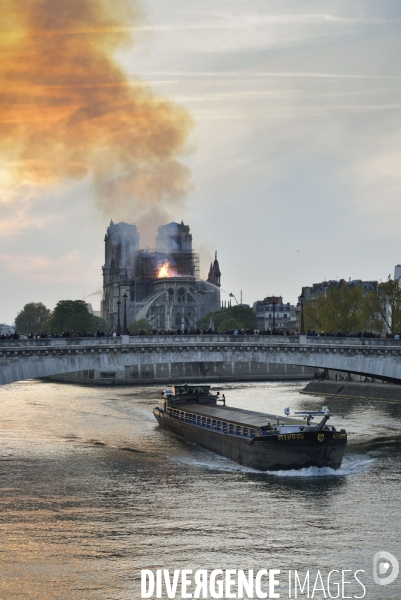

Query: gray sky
1,0,401,324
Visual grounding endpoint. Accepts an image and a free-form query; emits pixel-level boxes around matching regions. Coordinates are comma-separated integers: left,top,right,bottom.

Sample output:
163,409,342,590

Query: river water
0,380,400,600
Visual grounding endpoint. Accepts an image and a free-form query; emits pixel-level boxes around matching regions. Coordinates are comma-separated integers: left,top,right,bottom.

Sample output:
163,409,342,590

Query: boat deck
178,402,305,428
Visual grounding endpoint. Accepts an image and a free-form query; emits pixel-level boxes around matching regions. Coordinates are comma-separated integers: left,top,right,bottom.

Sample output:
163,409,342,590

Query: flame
0,0,193,225
157,260,179,278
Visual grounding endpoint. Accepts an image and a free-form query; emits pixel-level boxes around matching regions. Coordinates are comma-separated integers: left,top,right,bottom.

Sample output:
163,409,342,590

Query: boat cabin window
173,385,211,396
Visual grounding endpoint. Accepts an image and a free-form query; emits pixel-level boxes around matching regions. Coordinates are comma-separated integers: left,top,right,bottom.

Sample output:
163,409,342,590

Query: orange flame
157,261,179,278
0,0,193,225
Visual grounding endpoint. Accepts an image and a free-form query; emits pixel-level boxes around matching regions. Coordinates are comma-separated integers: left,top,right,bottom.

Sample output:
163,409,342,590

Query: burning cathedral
101,221,221,330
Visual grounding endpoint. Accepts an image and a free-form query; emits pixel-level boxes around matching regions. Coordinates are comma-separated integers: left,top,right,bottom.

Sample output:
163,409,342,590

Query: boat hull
153,409,347,471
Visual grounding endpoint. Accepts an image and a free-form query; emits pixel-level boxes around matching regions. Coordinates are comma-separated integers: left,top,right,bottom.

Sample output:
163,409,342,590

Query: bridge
1,335,401,386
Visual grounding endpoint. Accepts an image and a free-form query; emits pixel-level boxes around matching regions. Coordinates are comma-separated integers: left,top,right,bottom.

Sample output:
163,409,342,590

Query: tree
378,276,401,334
61,313,109,333
303,283,383,333
15,302,51,334
63,313,95,332
197,305,257,330
91,316,109,331
218,317,244,332
359,290,384,333
46,300,94,333
128,318,152,332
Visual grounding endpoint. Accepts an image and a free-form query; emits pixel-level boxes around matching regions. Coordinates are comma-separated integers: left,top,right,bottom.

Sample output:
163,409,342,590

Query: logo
317,433,325,442
373,551,399,586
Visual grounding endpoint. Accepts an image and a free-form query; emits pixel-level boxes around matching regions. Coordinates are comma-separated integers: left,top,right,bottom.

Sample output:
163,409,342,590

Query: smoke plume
0,0,194,232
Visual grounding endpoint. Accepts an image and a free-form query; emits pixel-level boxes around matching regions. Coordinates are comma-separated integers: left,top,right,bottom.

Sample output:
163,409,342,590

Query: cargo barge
153,384,347,471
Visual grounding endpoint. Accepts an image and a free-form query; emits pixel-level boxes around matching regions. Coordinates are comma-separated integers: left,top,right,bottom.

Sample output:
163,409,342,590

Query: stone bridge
1,335,401,386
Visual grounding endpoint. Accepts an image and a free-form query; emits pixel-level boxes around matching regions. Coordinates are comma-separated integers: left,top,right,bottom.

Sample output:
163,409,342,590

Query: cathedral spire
207,252,221,287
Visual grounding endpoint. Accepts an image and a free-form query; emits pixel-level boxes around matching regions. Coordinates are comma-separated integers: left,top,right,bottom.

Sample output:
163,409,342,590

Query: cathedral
101,221,221,330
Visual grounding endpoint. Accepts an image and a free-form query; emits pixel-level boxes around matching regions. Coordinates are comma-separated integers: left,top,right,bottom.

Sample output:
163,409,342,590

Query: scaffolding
133,250,200,280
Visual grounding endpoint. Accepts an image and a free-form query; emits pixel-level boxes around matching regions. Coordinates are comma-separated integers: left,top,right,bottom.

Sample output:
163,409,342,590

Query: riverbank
301,380,401,402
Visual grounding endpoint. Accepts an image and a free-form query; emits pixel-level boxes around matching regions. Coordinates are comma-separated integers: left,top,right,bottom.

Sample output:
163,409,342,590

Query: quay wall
302,380,401,402
46,362,313,386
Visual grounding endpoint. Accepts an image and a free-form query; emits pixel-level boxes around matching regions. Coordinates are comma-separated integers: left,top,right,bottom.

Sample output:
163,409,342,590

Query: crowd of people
2,328,401,340
306,330,400,338
2,327,290,339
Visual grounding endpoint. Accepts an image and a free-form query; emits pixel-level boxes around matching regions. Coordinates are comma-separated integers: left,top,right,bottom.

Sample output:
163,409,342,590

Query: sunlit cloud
135,71,401,81
124,13,401,30
126,11,401,53
0,250,97,283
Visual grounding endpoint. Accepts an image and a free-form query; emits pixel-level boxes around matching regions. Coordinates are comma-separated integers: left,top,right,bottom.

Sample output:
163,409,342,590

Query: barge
153,384,347,471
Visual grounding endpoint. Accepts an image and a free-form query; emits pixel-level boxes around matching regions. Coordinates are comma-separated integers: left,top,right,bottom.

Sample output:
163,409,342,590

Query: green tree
15,302,51,334
91,316,109,331
128,318,152,332
378,276,401,333
218,317,244,332
46,300,93,333
197,305,257,330
303,283,383,333
360,290,384,333
64,313,95,332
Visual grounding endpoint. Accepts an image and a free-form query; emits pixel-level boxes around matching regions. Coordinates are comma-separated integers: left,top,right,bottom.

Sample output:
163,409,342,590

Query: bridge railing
302,337,401,347
0,334,299,348
0,335,283,348
1,335,401,349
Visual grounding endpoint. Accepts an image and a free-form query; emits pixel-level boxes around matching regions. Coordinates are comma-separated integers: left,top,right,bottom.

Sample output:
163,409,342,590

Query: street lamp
300,293,305,335
229,292,239,305
272,297,276,333
123,292,128,335
117,299,121,336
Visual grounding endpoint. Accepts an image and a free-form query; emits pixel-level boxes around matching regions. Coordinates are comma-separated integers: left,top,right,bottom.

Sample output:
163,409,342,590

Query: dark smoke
0,0,194,236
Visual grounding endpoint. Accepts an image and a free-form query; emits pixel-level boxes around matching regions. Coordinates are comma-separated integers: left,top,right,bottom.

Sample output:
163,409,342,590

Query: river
0,380,400,599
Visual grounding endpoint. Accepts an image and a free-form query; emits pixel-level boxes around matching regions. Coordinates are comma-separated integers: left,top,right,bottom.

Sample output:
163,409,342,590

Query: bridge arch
1,335,401,386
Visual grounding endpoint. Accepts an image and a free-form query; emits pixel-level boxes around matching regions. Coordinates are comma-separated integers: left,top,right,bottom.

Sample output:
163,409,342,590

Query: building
207,252,221,288
86,304,101,318
299,279,380,304
0,323,15,336
297,278,386,332
253,296,298,332
101,221,221,330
